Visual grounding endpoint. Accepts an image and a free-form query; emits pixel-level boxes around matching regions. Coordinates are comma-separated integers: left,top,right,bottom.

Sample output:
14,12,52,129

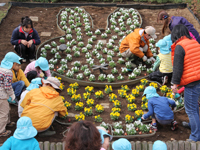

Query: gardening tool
92,64,108,74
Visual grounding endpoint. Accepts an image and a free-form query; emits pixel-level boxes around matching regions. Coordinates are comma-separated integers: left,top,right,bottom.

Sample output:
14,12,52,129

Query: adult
157,10,200,44
18,78,42,117
20,77,67,136
119,26,157,67
64,120,102,150
11,16,41,63
171,24,200,142
24,57,51,82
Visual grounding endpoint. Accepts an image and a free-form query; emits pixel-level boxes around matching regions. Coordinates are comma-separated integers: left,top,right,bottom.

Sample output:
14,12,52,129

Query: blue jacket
11,26,41,46
169,16,200,43
143,96,176,120
0,136,40,150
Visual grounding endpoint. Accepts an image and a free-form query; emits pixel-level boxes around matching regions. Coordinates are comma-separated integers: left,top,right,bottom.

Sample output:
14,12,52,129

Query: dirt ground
0,6,200,143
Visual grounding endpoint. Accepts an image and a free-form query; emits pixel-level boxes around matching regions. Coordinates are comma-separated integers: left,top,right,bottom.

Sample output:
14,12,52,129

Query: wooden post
50,142,56,150
184,141,191,150
39,142,44,150
131,141,136,150
197,141,200,150
44,141,50,150
56,142,63,150
166,141,172,150
142,141,148,150
148,141,153,150
178,140,185,150
191,142,197,150
172,140,178,150
136,141,142,150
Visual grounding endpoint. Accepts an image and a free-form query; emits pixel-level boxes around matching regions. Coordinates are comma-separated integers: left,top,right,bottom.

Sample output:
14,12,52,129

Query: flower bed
58,78,184,126
37,7,157,83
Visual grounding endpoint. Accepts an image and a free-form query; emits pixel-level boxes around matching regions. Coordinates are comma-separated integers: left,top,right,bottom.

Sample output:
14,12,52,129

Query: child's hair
157,11,170,35
64,120,101,150
21,16,33,28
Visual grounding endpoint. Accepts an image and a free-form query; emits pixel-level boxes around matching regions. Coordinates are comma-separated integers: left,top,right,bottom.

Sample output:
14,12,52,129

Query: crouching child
141,86,178,131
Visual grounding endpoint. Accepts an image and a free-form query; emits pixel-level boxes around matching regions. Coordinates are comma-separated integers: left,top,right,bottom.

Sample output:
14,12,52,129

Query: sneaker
22,59,26,63
38,130,56,137
171,120,178,131
150,123,157,131
182,121,190,129
0,130,11,137
162,76,168,85
29,59,35,62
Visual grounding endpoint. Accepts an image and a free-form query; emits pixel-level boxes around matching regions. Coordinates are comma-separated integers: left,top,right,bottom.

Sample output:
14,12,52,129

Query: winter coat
20,86,67,131
11,26,41,46
119,28,153,58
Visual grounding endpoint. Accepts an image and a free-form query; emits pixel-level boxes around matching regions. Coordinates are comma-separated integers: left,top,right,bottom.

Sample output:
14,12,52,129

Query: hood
40,86,59,99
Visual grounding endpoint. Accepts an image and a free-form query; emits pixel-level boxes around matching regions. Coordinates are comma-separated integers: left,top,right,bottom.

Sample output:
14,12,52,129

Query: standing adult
11,16,41,63
171,24,200,142
157,10,200,43
119,26,157,67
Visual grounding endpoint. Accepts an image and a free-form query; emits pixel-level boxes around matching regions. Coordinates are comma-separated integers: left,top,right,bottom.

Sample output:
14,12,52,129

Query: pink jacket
24,61,51,77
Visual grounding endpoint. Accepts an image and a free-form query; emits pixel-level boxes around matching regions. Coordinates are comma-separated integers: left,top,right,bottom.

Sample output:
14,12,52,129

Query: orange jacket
171,36,200,86
21,86,67,131
119,28,153,58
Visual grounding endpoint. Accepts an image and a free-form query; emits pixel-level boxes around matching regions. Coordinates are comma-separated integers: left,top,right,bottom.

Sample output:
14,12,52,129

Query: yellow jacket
119,28,153,58
21,86,67,131
12,69,30,87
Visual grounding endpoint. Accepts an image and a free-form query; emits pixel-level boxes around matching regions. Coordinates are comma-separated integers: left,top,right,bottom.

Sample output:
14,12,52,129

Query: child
112,138,131,150
149,35,173,85
0,52,21,137
153,140,167,150
141,86,178,131
97,126,112,150
0,117,40,150
11,61,30,104
24,57,51,82
18,78,42,117
11,16,41,62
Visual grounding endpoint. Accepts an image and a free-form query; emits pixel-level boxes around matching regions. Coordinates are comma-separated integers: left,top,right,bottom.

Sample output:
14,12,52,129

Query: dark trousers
15,43,36,59
27,71,37,82
149,70,172,83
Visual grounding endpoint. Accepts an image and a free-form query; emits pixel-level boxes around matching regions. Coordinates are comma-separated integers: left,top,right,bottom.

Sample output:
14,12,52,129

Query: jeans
184,82,200,141
153,114,174,125
12,81,25,97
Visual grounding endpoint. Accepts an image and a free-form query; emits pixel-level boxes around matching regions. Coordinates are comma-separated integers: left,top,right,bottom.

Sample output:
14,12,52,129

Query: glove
39,72,44,78
10,94,16,101
142,56,147,61
149,57,156,63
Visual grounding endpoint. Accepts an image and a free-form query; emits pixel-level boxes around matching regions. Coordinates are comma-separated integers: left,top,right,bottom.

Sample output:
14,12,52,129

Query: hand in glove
142,55,147,62
39,72,44,78
149,57,156,63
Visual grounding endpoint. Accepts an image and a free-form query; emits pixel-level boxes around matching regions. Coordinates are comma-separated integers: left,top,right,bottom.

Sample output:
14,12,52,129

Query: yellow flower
85,86,94,92
149,82,158,89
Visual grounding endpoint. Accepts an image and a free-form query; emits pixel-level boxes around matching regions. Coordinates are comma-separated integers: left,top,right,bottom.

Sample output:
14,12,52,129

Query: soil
0,5,200,143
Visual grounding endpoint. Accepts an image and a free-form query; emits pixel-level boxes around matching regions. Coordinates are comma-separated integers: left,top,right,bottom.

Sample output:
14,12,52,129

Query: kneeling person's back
20,79,67,131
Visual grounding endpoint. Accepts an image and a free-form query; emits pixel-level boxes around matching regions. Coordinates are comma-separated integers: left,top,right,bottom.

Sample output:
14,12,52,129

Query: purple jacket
169,16,200,43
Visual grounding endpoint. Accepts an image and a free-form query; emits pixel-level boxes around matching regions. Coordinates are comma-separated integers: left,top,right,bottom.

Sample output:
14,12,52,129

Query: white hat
145,26,157,39
42,77,60,89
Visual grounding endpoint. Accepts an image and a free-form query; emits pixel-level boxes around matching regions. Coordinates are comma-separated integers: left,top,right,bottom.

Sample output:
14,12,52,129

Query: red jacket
171,36,200,86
